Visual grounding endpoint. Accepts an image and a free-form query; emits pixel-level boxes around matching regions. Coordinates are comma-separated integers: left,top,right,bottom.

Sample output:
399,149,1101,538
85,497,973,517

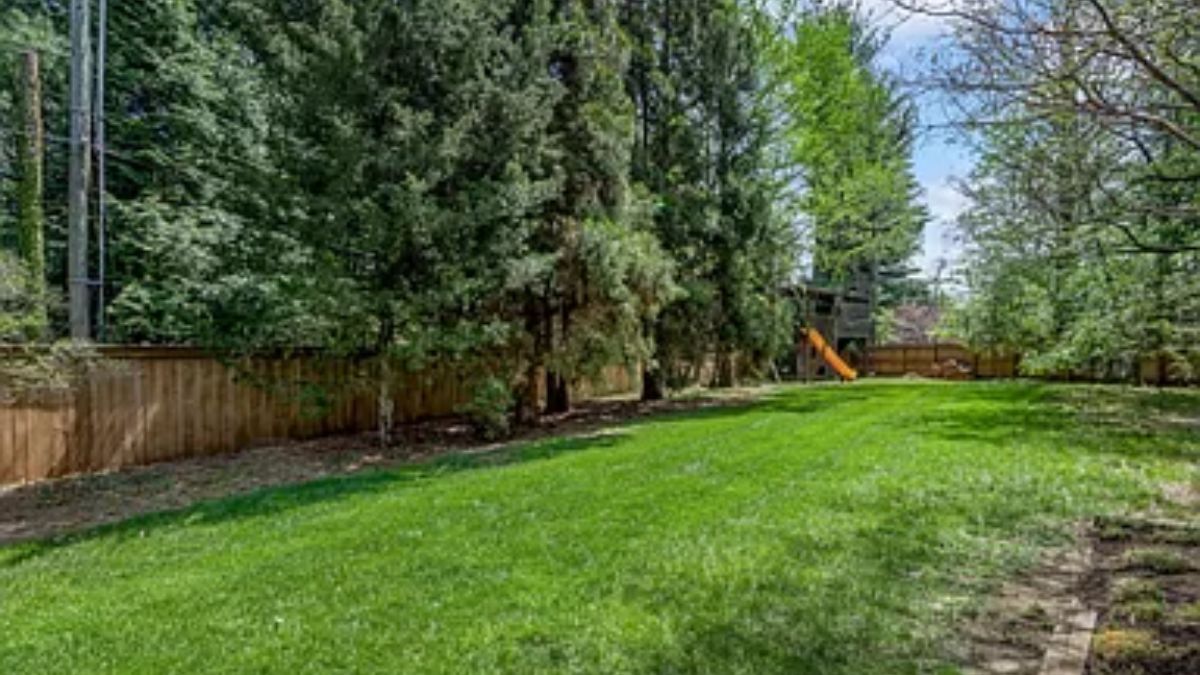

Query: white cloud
916,181,968,275
925,181,968,224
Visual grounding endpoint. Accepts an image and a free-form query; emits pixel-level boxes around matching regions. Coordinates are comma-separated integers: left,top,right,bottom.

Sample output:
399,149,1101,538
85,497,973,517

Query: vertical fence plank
14,406,30,483
0,407,15,483
232,360,251,449
220,360,236,454
116,367,136,469
203,359,220,455
247,359,266,444
128,360,145,466
24,404,51,482
46,391,71,478
155,358,175,463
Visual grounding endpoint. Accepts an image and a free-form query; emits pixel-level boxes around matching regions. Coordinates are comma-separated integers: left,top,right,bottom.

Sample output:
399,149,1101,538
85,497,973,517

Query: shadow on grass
2,394,823,567
0,384,888,568
0,430,630,569
1,380,1191,672
913,383,1199,464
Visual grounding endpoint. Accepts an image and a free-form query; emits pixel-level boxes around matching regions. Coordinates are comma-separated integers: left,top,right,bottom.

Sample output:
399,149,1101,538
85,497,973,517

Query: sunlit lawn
1,381,1196,673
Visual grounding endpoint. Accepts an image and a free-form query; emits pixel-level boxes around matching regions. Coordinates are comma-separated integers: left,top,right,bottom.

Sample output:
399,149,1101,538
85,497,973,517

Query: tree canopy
1,0,933,422
907,0,1200,379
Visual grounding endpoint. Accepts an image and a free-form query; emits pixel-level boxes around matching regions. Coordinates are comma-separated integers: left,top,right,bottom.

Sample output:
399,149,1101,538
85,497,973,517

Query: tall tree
524,0,677,414
916,0,1200,378
624,0,795,397
777,5,927,333
14,49,46,338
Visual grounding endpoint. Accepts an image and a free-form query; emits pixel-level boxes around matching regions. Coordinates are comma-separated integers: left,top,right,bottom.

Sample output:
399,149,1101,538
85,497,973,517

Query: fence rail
0,348,639,486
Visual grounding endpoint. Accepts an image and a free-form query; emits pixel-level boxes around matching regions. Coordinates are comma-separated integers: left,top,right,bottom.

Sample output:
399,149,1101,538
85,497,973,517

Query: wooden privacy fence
868,343,1020,379
869,343,1192,384
0,347,640,486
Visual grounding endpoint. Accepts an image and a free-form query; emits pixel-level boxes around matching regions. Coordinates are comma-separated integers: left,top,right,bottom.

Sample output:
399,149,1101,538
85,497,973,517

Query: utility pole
16,50,47,338
68,0,93,340
95,0,108,340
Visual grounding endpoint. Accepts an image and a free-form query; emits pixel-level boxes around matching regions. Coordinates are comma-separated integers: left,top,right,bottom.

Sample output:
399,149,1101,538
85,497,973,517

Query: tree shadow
0,429,632,569
0,384,891,568
913,383,1200,464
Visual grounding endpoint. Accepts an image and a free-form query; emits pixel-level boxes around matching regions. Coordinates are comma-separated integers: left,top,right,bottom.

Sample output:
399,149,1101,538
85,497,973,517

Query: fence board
12,407,30,482
0,407,14,483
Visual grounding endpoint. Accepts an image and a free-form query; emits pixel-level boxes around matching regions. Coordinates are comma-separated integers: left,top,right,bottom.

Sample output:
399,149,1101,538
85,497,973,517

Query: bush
458,376,515,441
0,251,46,342
0,341,101,403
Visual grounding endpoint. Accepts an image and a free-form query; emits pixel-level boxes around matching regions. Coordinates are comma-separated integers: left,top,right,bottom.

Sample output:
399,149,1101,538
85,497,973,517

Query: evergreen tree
624,0,795,396
523,0,677,414
777,6,926,329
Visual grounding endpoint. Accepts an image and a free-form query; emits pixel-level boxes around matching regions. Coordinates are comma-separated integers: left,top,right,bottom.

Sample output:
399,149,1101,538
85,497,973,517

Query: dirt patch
960,532,1093,675
0,390,763,546
1085,517,1200,675
961,512,1200,675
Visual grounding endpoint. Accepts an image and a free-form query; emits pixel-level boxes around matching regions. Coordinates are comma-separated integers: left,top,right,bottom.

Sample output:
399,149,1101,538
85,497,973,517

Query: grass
1,381,1197,674
1120,547,1195,574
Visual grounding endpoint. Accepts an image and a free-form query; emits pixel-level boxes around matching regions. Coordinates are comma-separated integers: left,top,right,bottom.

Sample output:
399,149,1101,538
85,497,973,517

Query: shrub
458,376,515,441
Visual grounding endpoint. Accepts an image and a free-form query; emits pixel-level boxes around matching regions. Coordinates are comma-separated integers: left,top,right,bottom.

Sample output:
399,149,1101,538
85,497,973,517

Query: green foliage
954,115,1200,379
0,339,99,400
1,7,61,341
625,0,797,389
776,6,926,290
0,0,927,409
457,375,517,441
0,251,43,342
945,0,1200,379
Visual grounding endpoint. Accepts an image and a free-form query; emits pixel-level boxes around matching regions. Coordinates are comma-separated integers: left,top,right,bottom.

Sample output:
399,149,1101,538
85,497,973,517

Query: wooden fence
0,348,640,486
868,343,1020,379
868,343,1195,384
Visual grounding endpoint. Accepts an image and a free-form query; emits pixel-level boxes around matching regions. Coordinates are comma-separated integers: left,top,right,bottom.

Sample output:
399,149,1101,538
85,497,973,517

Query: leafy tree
931,0,1200,379
776,5,927,342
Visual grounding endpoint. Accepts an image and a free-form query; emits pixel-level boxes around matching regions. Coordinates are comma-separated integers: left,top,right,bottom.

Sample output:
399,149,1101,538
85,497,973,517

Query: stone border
1038,605,1097,675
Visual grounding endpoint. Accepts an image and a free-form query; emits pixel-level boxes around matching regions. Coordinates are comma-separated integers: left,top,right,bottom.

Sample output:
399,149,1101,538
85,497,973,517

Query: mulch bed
0,391,762,546
1083,516,1200,675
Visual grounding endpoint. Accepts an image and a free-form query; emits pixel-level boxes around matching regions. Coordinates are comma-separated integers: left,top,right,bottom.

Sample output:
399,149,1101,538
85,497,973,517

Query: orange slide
803,328,858,381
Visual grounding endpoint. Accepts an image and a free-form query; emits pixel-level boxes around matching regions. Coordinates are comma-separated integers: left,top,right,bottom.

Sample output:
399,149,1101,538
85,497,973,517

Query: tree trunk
377,356,394,447
544,370,570,415
515,362,542,425
714,350,734,388
543,296,574,415
16,50,46,338
641,365,665,401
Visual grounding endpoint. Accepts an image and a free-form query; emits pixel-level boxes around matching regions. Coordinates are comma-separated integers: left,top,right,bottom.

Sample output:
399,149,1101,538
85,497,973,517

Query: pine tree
623,0,794,397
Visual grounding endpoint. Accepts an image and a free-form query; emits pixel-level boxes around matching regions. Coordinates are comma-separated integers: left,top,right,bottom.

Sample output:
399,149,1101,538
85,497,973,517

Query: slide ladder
803,328,858,381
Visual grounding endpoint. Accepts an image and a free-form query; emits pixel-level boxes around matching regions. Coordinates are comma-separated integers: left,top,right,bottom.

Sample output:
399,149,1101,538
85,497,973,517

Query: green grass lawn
1,381,1196,673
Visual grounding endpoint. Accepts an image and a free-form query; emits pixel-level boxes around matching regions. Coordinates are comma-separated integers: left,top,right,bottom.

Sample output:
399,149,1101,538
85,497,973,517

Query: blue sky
869,3,973,277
